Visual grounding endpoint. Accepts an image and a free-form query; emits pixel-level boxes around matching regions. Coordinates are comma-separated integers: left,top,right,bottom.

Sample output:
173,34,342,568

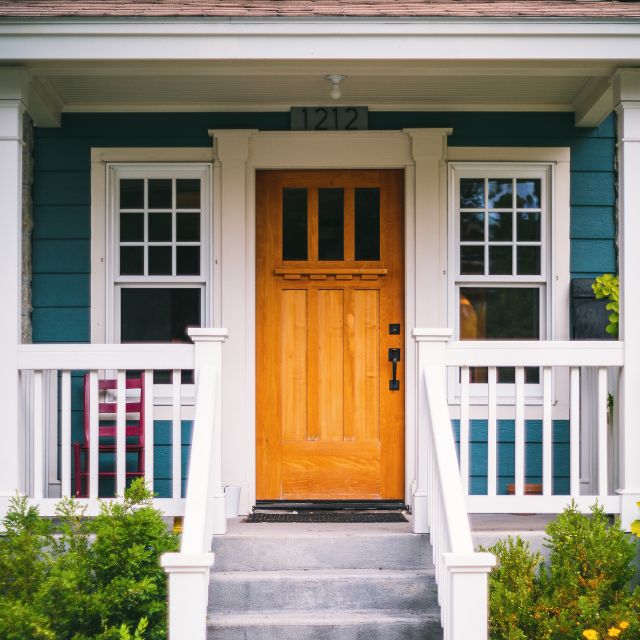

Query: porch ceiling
25,59,619,116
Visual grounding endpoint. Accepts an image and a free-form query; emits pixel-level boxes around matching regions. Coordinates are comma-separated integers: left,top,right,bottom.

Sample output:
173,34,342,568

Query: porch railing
15,335,225,518
413,329,625,640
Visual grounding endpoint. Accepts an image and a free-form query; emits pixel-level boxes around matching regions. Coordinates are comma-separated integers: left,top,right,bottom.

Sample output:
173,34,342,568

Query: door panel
256,169,404,500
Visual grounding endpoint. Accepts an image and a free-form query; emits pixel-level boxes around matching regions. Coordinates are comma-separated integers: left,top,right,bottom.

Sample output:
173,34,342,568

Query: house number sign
290,107,368,131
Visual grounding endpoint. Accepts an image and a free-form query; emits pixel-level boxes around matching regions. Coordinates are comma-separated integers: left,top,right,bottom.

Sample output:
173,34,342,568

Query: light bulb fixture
326,74,346,100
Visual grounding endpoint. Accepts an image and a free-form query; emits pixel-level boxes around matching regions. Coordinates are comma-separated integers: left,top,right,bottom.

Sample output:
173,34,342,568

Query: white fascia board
1,19,640,62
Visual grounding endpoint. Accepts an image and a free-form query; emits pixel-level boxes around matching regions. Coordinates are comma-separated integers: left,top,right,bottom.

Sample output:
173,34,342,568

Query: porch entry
256,169,405,500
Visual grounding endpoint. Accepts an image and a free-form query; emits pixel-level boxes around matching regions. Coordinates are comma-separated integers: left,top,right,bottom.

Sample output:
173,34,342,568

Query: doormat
243,511,408,524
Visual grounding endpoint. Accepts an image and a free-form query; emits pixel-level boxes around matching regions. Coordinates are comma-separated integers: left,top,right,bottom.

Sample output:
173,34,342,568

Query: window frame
106,163,213,344
447,158,568,405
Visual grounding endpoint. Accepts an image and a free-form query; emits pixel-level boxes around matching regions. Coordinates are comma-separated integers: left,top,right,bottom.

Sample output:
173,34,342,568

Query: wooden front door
256,170,404,500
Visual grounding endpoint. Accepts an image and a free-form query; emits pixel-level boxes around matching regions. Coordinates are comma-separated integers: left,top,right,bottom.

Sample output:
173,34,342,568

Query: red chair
73,374,146,497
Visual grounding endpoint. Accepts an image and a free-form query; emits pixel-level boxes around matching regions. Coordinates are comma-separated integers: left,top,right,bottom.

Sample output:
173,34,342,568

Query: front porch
2,12,640,638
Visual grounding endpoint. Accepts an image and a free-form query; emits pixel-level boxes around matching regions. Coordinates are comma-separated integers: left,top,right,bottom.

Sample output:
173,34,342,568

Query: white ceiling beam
27,75,63,127
574,76,613,128
612,67,640,104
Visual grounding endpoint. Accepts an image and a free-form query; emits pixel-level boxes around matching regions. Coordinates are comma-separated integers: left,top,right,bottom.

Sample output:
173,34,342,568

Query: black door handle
388,348,401,391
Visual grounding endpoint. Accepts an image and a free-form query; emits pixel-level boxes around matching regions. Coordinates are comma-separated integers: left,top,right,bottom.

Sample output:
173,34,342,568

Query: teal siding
451,419,571,495
33,110,616,490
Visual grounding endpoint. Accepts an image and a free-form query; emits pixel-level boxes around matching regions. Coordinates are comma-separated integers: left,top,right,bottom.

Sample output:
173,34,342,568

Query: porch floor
221,513,553,536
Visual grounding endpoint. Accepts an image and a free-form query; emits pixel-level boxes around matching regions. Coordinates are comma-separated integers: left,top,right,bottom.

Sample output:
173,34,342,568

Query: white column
614,69,640,530
405,128,451,507
209,130,256,515
161,553,214,640
412,328,452,533
0,69,28,496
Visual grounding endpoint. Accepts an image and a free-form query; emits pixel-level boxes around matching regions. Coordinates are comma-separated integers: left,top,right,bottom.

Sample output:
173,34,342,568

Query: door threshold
254,500,408,512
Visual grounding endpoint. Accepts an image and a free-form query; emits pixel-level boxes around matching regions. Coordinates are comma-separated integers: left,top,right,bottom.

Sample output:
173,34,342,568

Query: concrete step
209,568,438,613
207,610,443,640
211,531,432,571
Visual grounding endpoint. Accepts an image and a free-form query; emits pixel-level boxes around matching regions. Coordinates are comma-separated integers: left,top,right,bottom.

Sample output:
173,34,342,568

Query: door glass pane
318,188,344,260
355,188,380,261
120,179,144,209
148,246,172,275
120,246,144,275
120,212,144,242
176,179,201,209
149,212,172,242
148,179,172,209
120,288,201,343
282,188,308,261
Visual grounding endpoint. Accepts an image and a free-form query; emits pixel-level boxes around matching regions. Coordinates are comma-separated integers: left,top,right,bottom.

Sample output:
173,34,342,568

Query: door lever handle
388,348,401,391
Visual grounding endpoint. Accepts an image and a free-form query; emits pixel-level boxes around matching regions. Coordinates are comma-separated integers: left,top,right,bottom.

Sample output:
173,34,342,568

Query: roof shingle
1,1,640,19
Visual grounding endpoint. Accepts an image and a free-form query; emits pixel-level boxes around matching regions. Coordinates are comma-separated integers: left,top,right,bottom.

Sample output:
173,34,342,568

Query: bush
0,479,178,640
482,503,640,640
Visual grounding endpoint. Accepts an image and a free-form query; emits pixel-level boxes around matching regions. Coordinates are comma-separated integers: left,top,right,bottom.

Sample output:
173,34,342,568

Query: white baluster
570,367,580,497
116,370,126,496
514,367,525,496
144,370,154,492
172,369,182,499
60,371,71,497
33,370,44,499
597,367,608,495
542,367,553,496
88,371,99,500
487,367,497,497
460,366,470,495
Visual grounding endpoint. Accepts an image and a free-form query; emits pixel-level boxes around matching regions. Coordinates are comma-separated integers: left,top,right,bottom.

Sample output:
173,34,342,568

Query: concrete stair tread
209,609,441,626
212,568,435,579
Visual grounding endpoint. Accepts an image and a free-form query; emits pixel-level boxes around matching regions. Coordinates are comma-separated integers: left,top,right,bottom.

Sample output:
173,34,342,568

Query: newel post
188,328,228,536
412,328,452,534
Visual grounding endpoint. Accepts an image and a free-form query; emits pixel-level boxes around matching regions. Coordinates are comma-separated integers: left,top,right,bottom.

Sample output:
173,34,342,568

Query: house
1,1,640,638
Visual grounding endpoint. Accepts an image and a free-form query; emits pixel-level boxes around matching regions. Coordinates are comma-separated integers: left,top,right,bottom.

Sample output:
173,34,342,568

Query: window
107,164,211,345
451,164,552,386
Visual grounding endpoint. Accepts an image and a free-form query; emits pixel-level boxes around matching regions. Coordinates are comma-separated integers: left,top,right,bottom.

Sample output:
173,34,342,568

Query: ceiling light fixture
326,74,346,100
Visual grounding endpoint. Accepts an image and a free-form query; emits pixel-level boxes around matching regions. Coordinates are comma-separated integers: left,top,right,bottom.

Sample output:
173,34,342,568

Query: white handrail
17,343,195,371
161,328,228,640
414,330,496,640
442,340,624,367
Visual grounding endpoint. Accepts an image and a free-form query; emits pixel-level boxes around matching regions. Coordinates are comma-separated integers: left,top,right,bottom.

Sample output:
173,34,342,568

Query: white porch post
0,68,28,496
209,130,256,515
412,328,452,534
614,69,640,530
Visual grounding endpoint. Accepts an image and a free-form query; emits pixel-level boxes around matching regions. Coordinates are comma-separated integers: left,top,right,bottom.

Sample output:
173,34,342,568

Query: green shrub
0,479,178,640
482,503,640,640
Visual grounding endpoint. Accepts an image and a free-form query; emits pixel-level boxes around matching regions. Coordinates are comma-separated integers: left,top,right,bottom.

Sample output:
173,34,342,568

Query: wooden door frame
210,128,451,514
